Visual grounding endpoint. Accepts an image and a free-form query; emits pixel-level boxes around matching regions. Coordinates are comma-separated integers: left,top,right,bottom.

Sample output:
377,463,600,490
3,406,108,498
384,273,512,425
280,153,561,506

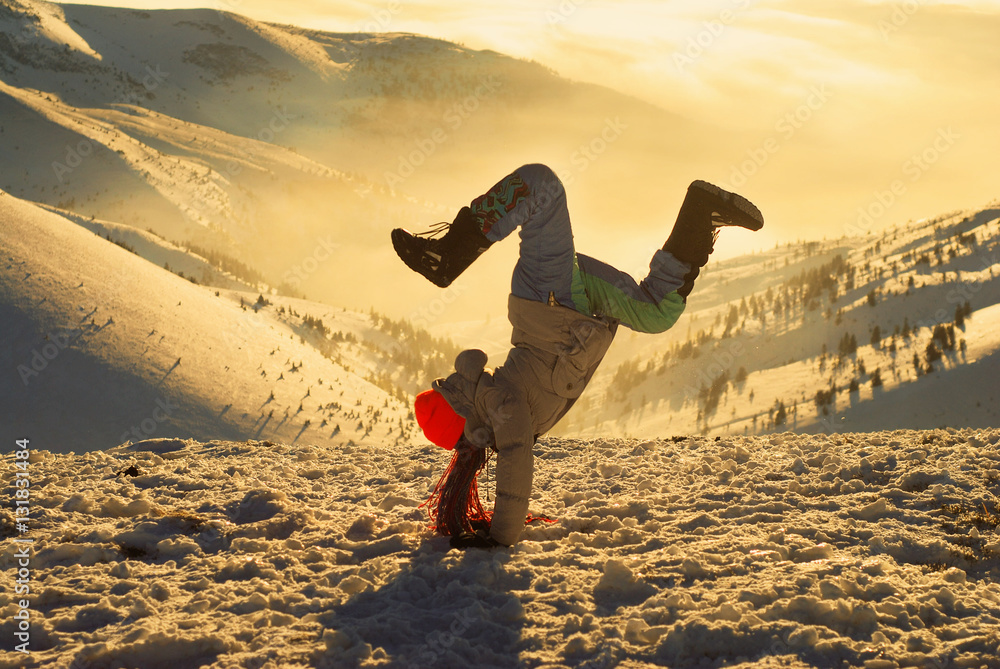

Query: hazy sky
58,0,1000,249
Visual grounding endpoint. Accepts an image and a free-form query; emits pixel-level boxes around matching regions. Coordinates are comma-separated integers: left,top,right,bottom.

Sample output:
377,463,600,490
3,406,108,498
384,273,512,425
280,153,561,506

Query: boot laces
414,220,451,239
700,227,720,256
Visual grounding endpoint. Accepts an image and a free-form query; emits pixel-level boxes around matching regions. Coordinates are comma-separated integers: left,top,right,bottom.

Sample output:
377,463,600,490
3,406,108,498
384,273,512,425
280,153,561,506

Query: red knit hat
414,389,465,450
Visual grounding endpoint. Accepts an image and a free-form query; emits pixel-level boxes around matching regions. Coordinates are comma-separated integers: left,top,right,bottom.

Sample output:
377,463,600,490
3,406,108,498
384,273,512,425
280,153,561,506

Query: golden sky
58,0,1000,250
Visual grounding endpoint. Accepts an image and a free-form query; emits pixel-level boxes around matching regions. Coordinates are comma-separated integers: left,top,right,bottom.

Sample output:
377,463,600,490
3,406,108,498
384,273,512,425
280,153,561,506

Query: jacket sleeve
573,250,688,334
476,380,535,546
432,349,494,447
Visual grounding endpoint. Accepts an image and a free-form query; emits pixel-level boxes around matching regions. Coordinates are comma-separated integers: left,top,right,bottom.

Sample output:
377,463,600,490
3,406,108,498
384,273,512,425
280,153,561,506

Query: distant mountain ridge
0,0,725,317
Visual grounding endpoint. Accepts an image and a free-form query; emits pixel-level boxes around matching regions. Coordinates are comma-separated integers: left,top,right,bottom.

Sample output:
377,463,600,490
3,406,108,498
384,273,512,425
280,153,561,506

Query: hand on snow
449,529,502,550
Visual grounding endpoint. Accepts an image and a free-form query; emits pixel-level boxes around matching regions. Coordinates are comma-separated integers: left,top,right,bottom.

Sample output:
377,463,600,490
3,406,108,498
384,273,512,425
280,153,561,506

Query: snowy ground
3,429,1000,668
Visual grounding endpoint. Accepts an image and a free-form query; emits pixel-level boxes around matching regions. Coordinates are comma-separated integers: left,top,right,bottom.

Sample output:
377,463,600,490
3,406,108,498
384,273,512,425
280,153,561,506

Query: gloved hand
449,529,502,550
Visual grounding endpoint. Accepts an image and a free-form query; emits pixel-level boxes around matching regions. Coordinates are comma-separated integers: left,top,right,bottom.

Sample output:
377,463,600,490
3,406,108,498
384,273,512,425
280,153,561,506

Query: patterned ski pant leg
470,164,576,307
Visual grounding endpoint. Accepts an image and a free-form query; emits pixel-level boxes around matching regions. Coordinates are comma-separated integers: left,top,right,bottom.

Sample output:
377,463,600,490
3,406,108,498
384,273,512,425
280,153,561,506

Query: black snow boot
391,207,494,288
663,180,763,298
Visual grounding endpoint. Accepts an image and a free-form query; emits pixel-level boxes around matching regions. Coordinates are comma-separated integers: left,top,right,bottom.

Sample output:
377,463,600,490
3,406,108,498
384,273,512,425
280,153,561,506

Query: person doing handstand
392,164,763,548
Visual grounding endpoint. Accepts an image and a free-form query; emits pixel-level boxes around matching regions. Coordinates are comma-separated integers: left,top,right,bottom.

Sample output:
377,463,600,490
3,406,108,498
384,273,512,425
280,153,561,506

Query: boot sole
689,180,764,231
391,228,453,288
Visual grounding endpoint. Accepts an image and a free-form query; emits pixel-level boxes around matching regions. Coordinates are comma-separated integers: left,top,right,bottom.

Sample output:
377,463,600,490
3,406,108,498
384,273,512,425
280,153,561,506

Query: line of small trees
180,240,267,286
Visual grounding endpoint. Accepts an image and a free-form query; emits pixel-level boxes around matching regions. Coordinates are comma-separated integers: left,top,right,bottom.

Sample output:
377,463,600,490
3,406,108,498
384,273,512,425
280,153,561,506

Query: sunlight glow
46,0,1000,256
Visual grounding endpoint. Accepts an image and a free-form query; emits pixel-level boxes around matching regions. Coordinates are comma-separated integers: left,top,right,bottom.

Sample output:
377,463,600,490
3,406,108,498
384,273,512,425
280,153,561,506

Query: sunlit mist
16,0,1000,325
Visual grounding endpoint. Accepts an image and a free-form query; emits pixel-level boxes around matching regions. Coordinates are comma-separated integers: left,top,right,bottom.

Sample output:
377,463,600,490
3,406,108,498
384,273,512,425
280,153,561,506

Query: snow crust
3,429,999,668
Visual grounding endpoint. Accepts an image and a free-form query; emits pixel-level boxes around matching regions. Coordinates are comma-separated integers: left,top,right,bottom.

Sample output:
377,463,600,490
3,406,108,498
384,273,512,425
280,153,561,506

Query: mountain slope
0,189,422,453
555,204,1000,438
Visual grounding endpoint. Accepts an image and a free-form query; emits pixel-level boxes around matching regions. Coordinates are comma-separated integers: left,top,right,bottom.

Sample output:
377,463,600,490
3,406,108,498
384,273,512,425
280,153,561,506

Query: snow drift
2,429,999,668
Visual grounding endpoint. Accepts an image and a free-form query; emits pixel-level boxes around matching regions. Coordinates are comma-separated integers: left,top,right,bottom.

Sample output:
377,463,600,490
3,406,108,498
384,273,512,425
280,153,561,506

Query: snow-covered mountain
0,189,462,453
555,204,1000,438
2,7,999,667
0,0,724,318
